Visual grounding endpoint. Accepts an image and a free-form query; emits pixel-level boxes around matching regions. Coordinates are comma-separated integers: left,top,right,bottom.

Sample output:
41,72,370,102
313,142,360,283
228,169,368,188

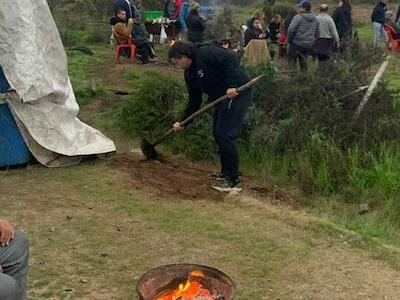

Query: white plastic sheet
0,0,116,166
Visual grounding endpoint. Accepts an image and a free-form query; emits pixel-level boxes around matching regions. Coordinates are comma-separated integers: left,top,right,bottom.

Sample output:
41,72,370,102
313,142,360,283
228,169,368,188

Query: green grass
67,48,106,105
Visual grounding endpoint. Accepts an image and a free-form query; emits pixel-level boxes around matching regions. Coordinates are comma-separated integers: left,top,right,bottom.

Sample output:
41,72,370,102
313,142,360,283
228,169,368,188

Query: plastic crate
0,103,32,167
143,11,163,21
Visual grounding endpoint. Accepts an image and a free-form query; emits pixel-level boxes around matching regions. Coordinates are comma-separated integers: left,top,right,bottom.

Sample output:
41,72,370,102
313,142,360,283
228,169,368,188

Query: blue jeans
0,231,29,300
373,22,388,48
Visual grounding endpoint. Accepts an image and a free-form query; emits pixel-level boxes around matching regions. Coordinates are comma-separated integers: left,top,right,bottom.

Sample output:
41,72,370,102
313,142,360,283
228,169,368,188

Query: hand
259,33,267,39
173,122,185,132
128,18,134,24
226,88,238,99
336,41,341,48
0,265,2,273
277,33,281,38
0,219,14,247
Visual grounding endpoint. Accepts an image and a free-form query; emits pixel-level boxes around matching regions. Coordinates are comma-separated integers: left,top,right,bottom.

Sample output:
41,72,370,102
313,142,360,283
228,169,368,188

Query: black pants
212,90,252,181
288,44,312,70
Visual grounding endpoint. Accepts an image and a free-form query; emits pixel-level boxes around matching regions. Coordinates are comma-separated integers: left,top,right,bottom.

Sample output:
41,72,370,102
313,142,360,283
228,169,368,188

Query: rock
81,278,89,284
49,226,56,233
359,203,369,214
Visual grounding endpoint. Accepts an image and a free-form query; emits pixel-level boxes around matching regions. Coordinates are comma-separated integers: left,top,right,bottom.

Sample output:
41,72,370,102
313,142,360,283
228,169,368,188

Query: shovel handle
152,75,264,146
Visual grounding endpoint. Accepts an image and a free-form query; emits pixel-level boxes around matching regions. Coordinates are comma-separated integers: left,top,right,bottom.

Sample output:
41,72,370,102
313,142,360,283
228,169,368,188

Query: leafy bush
116,72,185,140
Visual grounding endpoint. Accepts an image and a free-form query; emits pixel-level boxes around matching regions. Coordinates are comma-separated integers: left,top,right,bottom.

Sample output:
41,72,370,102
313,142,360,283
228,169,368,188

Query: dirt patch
111,153,299,206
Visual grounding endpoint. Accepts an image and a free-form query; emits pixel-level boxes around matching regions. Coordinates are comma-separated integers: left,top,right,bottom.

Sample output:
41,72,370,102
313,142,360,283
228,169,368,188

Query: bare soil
112,153,299,207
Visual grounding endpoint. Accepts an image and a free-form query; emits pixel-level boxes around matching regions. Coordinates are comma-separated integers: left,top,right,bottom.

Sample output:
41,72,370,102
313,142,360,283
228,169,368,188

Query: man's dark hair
303,2,312,11
168,41,194,59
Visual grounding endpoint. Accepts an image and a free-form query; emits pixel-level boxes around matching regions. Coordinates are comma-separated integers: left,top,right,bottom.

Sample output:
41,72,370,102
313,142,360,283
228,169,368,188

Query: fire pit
137,264,236,300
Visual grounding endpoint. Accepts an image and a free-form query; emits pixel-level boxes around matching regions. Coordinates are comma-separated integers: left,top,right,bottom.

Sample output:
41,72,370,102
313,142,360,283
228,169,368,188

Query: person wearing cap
314,4,340,62
287,0,319,69
371,0,389,48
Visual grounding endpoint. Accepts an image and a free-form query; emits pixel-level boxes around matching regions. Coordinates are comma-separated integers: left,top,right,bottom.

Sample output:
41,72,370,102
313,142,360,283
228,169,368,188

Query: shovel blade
140,138,159,160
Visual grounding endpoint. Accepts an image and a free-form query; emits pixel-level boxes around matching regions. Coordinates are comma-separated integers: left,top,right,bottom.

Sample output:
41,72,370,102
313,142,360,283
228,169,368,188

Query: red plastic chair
384,24,400,53
114,32,137,63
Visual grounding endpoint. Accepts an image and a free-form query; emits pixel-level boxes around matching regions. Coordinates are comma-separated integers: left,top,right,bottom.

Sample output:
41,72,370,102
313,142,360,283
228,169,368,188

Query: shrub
116,72,185,140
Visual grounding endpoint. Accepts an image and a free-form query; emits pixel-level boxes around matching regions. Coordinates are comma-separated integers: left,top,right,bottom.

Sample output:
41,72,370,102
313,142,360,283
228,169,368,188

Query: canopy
0,0,116,167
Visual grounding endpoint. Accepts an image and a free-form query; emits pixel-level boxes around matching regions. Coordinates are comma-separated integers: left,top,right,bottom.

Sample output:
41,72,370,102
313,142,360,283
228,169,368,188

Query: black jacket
269,22,281,42
332,4,352,39
186,11,205,43
183,44,250,119
371,1,387,24
244,18,267,47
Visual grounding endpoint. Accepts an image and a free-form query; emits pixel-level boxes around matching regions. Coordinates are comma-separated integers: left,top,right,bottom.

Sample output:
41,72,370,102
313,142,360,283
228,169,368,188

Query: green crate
144,11,164,21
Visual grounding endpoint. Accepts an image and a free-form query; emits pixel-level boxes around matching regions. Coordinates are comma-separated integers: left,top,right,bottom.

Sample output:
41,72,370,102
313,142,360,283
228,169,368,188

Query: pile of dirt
112,153,299,207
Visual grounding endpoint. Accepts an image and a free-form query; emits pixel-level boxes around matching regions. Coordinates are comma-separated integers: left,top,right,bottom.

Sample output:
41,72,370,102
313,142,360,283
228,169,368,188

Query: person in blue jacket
371,0,389,48
179,0,191,36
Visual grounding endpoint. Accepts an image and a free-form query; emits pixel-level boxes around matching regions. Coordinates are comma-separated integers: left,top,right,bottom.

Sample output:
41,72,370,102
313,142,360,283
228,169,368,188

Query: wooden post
354,55,391,119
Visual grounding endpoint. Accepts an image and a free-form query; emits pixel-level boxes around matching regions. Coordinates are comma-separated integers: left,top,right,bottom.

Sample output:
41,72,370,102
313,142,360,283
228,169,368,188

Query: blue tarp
0,67,10,93
0,67,32,167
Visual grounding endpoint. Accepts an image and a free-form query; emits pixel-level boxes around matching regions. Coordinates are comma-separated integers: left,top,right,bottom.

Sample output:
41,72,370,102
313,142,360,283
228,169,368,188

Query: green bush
116,72,185,140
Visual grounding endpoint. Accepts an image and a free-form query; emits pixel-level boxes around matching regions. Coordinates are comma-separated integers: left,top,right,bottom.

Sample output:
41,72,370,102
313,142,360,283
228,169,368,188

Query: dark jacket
186,10,205,43
396,4,400,23
183,44,250,119
114,0,139,20
371,1,387,24
287,12,319,49
332,4,353,39
269,22,281,42
244,18,267,47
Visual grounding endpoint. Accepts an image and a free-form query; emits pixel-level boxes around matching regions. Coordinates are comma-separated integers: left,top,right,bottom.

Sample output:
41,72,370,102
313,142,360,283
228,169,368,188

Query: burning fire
157,271,215,300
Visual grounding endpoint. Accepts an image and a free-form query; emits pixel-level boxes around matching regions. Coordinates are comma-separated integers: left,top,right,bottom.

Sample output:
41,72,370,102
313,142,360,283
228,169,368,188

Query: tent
0,0,116,167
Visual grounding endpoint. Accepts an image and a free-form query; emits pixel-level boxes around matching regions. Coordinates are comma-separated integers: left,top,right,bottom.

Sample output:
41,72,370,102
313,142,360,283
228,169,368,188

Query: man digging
169,41,253,193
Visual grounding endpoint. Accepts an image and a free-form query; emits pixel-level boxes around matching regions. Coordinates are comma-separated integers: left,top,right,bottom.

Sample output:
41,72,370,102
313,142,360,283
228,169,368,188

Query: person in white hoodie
314,4,340,61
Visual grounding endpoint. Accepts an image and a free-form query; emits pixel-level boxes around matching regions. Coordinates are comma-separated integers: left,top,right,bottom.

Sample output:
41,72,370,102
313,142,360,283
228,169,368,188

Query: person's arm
197,46,243,89
287,15,301,44
182,74,203,120
0,219,15,247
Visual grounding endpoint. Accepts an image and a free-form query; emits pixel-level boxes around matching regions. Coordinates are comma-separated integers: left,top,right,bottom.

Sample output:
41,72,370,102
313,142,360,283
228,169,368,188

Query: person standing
332,0,353,41
179,0,192,38
287,0,319,69
371,0,389,48
185,4,205,43
168,42,253,192
269,14,282,44
0,219,29,300
314,4,340,61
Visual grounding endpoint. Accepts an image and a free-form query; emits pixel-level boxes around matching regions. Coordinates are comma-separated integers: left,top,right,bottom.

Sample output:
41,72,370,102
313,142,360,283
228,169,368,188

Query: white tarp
0,0,116,167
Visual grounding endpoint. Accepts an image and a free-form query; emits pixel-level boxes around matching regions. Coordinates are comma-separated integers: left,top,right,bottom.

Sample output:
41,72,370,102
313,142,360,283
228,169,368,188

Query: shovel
141,75,263,160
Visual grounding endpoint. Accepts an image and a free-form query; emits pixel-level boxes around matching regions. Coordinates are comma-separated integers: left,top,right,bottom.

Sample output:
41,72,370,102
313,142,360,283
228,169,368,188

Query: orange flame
157,271,214,300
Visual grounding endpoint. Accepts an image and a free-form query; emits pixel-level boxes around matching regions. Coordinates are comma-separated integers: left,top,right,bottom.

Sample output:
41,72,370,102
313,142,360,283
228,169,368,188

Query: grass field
2,2,400,298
